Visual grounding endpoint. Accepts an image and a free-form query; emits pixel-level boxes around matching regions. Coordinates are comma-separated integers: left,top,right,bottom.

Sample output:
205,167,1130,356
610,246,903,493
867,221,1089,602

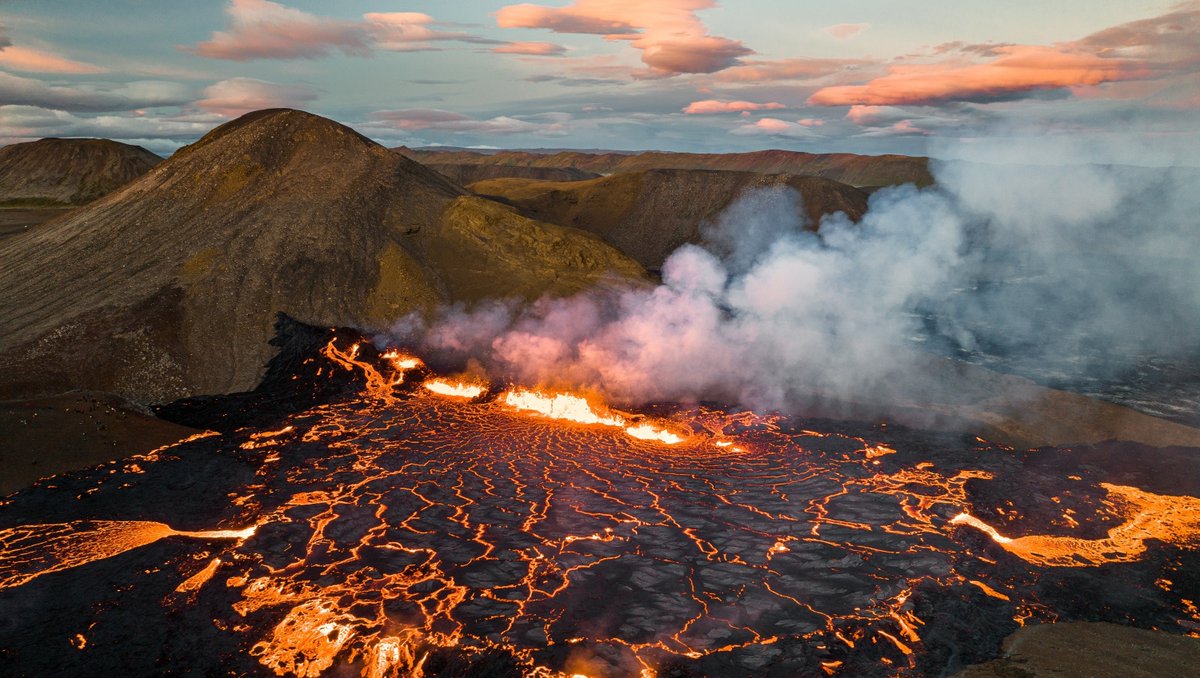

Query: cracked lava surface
1,328,1199,677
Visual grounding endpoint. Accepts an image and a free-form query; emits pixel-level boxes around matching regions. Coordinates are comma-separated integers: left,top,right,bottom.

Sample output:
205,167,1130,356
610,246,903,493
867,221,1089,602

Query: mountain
398,147,932,188
0,109,646,403
0,138,161,205
471,169,870,269
424,162,600,185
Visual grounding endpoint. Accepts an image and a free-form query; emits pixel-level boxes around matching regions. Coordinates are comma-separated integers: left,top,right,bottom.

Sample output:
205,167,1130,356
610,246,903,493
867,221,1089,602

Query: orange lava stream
0,521,256,590
951,483,1200,567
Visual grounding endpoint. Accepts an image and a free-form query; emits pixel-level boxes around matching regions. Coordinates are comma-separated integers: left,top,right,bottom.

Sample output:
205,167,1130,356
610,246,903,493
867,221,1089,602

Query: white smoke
392,134,1200,416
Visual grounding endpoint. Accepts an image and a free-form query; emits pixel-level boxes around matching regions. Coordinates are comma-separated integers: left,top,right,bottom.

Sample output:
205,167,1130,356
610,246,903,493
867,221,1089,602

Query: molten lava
501,388,626,427
2,332,1199,677
423,378,487,399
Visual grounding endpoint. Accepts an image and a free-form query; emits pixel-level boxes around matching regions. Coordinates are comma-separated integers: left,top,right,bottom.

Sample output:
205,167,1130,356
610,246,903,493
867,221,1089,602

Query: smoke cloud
391,133,1200,418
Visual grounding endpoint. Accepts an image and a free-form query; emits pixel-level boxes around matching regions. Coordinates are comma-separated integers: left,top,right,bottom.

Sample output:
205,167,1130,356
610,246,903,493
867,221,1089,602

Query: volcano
1,319,1197,677
0,109,645,403
470,169,868,270
0,137,161,205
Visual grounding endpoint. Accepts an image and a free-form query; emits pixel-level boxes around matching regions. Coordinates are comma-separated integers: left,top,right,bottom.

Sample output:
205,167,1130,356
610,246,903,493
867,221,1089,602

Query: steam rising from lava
392,137,1200,417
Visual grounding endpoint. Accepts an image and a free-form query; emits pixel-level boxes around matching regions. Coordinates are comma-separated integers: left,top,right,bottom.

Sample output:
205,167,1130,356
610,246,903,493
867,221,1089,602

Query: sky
0,0,1197,157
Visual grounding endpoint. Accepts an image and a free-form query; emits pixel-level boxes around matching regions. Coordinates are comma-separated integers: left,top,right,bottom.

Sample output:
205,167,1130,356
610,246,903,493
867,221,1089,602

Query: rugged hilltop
0,138,161,205
399,147,932,188
0,109,645,403
471,169,869,269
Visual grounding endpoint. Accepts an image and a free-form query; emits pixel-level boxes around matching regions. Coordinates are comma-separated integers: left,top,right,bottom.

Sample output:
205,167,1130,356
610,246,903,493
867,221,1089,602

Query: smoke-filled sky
0,0,1197,156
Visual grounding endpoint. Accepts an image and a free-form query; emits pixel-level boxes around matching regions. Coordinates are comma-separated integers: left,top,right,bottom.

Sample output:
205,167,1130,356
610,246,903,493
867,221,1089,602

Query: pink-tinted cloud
845,104,909,125
196,77,317,116
682,99,785,114
189,1,496,60
795,118,824,127
190,0,371,60
824,23,868,39
495,0,752,75
0,45,106,74
753,117,792,133
730,117,821,139
493,41,566,56
810,44,1154,106
714,57,870,83
810,6,1200,106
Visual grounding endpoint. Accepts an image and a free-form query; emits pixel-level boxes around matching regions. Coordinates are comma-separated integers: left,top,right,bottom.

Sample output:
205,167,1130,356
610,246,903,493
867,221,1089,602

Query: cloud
493,41,567,56
365,12,501,51
189,0,372,60
495,0,752,76
714,57,870,83
370,108,571,135
195,78,318,117
0,105,219,153
682,99,785,114
0,72,192,112
845,104,909,126
809,6,1200,106
809,45,1155,106
188,0,496,61
731,117,821,138
824,23,868,39
0,45,106,74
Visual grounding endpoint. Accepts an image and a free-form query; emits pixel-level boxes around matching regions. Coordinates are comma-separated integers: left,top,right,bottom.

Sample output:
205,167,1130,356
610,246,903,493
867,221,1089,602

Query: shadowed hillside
0,138,161,205
471,169,869,269
399,147,932,188
422,161,600,185
0,109,646,403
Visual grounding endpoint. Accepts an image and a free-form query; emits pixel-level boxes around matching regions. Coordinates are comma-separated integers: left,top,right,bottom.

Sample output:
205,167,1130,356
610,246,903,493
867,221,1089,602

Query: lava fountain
1,324,1198,677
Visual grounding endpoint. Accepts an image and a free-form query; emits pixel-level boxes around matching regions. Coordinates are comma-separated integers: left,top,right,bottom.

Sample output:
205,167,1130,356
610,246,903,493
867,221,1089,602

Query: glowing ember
624,422,686,445
501,388,625,427
423,378,486,399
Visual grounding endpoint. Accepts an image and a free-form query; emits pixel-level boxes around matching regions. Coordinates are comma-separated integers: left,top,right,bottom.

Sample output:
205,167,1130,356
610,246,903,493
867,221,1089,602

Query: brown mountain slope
399,148,932,188
424,162,600,185
0,109,646,403
0,138,161,205
471,169,869,269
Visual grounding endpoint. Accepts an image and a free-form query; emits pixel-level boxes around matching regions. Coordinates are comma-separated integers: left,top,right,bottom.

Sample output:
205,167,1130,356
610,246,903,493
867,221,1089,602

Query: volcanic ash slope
470,168,869,270
0,137,161,206
0,109,646,403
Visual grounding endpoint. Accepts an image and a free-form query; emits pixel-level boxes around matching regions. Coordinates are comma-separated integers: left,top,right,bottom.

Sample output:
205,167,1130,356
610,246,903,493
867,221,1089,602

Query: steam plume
392,134,1200,416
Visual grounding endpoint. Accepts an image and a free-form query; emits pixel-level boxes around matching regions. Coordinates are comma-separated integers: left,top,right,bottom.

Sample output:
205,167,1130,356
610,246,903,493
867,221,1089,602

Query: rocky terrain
0,109,646,403
399,147,932,188
471,169,869,269
0,138,160,205
418,160,600,185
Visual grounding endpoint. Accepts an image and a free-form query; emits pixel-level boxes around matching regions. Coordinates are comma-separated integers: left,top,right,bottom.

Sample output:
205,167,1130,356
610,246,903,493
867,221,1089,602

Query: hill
399,147,932,188
471,169,869,269
0,109,646,403
0,138,161,205
425,162,600,185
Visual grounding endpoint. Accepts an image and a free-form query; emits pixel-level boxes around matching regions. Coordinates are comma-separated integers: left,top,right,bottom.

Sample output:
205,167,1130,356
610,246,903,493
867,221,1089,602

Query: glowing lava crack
1,337,1199,677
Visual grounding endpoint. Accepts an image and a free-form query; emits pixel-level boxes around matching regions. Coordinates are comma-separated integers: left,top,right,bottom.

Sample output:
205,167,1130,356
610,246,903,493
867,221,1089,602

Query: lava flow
1,325,1199,677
